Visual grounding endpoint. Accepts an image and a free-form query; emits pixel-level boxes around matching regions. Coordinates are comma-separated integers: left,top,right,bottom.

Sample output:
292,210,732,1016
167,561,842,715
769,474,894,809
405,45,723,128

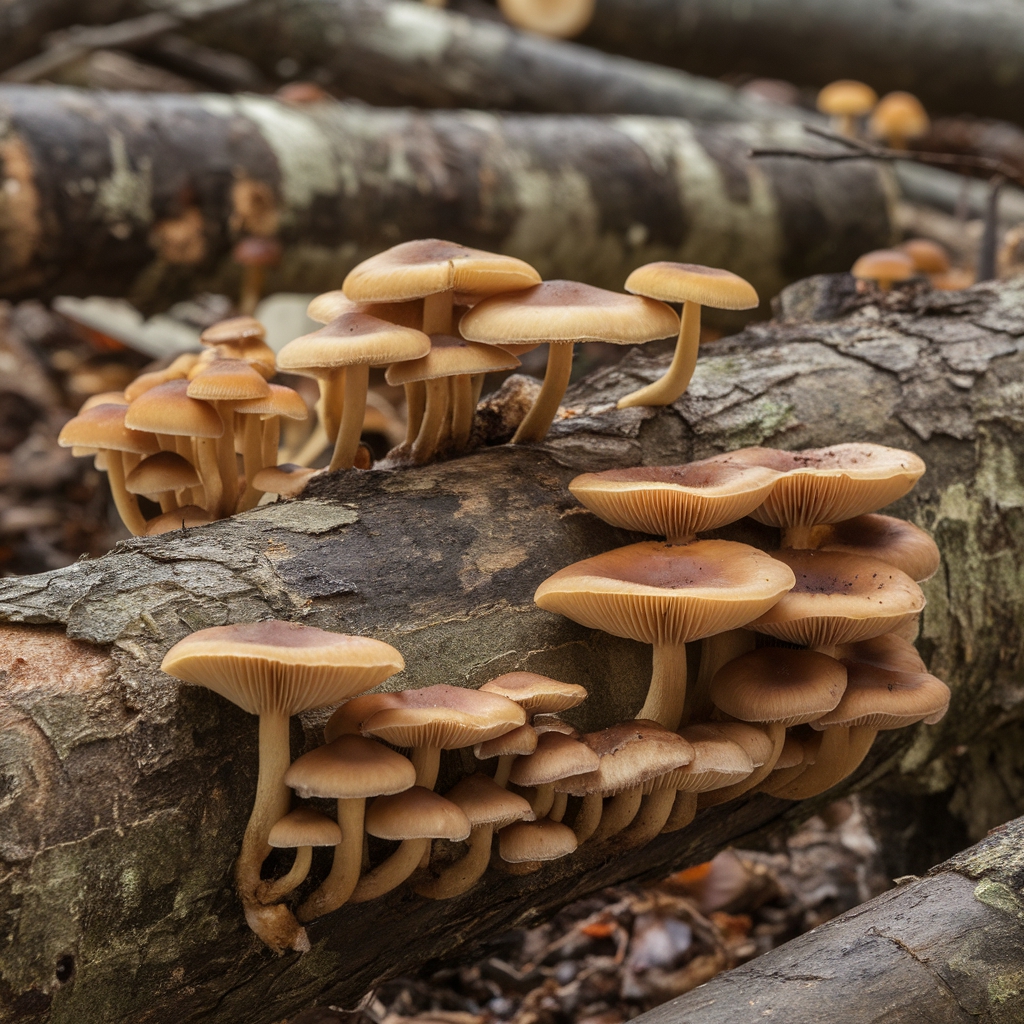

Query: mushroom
200,316,277,380
461,280,679,443
58,404,159,535
125,450,200,514
898,239,950,276
758,725,823,796
415,773,534,898
497,0,596,38
277,313,431,472
233,236,282,315
508,730,600,818
616,263,759,409
474,725,539,787
307,292,425,330
160,621,405,950
349,786,471,902
534,540,795,729
811,513,940,583
870,92,930,151
723,443,926,549
258,807,342,904
145,505,215,535
124,352,201,402
497,818,578,874
283,734,416,920
568,458,781,544
816,80,878,137
851,249,915,292
252,464,319,500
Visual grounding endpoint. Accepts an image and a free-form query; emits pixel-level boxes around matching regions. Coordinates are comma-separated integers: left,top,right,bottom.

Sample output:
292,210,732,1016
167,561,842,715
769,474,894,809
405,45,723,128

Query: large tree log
639,815,1024,1023
0,85,895,312
1,274,1024,1022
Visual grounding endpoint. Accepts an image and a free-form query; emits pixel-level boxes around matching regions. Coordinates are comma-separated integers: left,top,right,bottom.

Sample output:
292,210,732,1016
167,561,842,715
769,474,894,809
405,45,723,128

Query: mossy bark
1,275,1024,1022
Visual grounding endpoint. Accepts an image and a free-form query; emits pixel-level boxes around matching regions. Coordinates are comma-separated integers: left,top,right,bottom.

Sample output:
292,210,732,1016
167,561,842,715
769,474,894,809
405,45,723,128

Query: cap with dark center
535,540,795,729
258,806,343,904
816,80,877,136
617,262,758,409
851,249,915,292
568,457,781,543
811,513,940,582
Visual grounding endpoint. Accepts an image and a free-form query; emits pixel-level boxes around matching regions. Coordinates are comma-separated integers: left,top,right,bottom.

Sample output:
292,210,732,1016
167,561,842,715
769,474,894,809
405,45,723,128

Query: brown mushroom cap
306,291,424,329
201,316,266,347
186,358,271,403
233,236,282,267
568,458,781,542
710,648,848,727
816,80,878,117
277,313,431,374
343,239,540,303
234,384,309,421
124,380,224,438
724,443,926,529
58,403,160,454
384,334,520,385
750,550,925,649
508,731,600,787
535,540,796,646
251,464,319,497
460,280,679,346
774,733,806,770
144,505,215,535
474,723,539,760
498,818,577,863
666,725,755,792
268,807,343,848
445,773,535,828
899,239,950,275
700,721,776,769
852,249,916,285
624,263,759,310
324,691,406,742
813,514,940,582
870,92,930,142
479,672,588,716
283,734,416,799
125,450,200,495
365,786,471,842
835,632,927,675
161,621,405,715
358,684,527,749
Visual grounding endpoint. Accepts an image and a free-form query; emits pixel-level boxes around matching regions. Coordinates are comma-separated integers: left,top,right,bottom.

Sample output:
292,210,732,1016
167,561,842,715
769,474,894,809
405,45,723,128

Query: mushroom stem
838,114,857,138
176,437,199,507
239,264,265,316
450,374,476,451
348,837,430,903
414,824,493,900
194,437,224,516
293,421,329,468
531,784,555,818
422,290,454,335
617,300,702,408
257,845,312,904
156,490,176,514
213,401,240,517
572,792,603,843
320,379,343,446
840,725,879,780
411,378,450,463
470,373,486,408
617,789,677,848
512,341,573,444
699,722,786,807
238,414,265,512
262,417,280,470
662,791,698,832
328,363,370,472
297,797,365,921
637,642,688,730
591,787,643,842
773,727,850,800
781,524,820,549
549,791,568,822
686,629,754,726
106,451,148,536
411,746,441,789
494,754,516,788
404,382,427,443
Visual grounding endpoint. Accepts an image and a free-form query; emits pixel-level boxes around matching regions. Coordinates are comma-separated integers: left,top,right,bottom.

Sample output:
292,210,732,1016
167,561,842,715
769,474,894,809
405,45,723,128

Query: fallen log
637,814,1024,1023
2,273,1024,1022
0,85,894,312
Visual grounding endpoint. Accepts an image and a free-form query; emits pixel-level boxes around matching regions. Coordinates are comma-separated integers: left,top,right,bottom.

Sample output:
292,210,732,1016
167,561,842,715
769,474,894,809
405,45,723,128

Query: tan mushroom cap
460,280,679,346
479,672,588,716
836,631,927,675
252,464,318,497
813,514,940,582
701,721,776,769
126,451,200,495
283,734,416,799
568,458,781,542
358,684,527,749
508,731,600,787
385,335,520,386
870,92,929,140
343,239,540,303
711,648,847,726
365,786,471,842
750,550,925,648
213,339,277,381
324,691,406,741
624,263,759,310
80,390,127,411
724,443,926,529
186,357,271,403
562,721,694,797
662,724,755,792
125,380,224,438
161,621,405,716
499,818,578,863
445,773,535,828
307,291,424,329
852,249,915,285
475,723,539,760
201,316,266,347
533,715,579,736
535,540,796,646
775,734,806,770
498,0,595,39
268,807,343,848
277,313,431,374
234,384,309,420
58,404,160,455
899,239,950,275
816,79,878,117
145,505,214,535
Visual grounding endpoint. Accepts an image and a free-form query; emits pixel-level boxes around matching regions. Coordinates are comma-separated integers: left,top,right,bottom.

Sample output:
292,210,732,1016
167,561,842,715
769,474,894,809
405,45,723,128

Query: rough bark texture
579,0,1024,127
0,85,896,314
2,274,1024,1022
638,815,1024,1023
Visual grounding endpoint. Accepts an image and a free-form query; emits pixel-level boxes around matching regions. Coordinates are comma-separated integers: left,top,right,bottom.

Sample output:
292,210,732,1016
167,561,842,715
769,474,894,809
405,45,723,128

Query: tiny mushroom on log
258,807,342,904
899,239,951,276
816,79,878,137
497,817,579,874
870,91,930,151
508,729,600,818
201,316,277,380
144,505,214,535
125,450,200,514
851,249,916,292
474,725,539,788
497,0,596,39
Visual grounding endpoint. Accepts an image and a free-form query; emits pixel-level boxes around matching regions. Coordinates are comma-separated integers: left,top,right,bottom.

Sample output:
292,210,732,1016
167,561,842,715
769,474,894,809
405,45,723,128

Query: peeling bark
0,274,1023,1021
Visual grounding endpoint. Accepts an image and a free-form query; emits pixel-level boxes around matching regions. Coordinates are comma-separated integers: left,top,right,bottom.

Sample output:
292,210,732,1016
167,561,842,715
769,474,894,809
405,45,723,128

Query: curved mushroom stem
213,401,240,517
494,754,516,788
549,791,568,822
662,791,698,833
512,341,573,444
617,300,701,409
686,629,754,726
450,374,476,451
106,451,148,536
411,746,441,789
572,792,603,844
293,421,330,468
591,787,643,842
322,372,346,445
531,784,555,819
257,846,312,904
348,837,430,903
414,824,493,900
328,363,370,472
617,788,677,848
193,437,223,516
637,642,688,730
404,382,427,444
773,727,851,800
297,797,365,921
411,379,450,463
699,722,786,808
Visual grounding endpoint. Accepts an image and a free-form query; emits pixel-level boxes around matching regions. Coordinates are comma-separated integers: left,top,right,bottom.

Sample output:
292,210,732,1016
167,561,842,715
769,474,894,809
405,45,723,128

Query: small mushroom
497,0,596,38
125,450,199,514
816,80,878,137
811,513,940,583
852,249,915,292
898,239,950,276
869,92,929,151
200,316,277,379
497,818,578,874
508,730,600,818
251,463,319,500
258,807,341,904
474,724,539,787
145,505,214,535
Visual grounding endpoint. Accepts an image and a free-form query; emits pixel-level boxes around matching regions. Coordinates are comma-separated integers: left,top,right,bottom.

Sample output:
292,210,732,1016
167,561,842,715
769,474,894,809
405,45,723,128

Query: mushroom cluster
816,79,930,149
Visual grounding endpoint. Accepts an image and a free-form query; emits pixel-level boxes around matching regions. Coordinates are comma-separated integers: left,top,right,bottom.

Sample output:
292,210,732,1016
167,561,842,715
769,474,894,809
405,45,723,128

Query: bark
637,815,1024,1023
578,0,1024,128
0,85,896,313
1,274,1024,1021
